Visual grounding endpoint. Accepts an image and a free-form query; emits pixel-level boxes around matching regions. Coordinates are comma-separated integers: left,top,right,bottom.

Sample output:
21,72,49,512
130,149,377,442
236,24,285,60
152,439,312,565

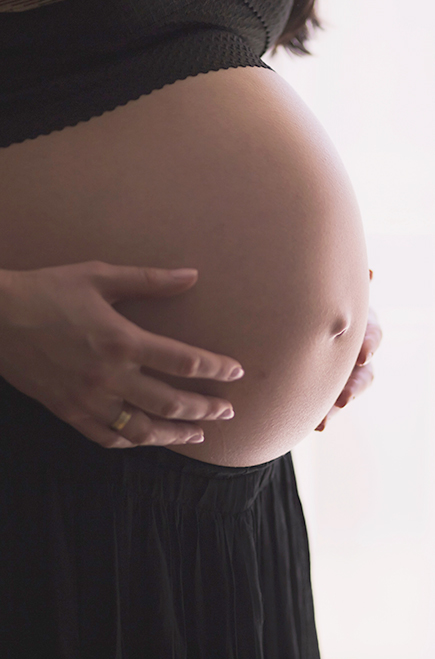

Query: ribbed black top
0,0,294,148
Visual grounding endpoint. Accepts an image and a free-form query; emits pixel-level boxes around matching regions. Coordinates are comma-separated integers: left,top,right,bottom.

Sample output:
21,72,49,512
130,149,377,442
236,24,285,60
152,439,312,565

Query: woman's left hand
315,270,382,432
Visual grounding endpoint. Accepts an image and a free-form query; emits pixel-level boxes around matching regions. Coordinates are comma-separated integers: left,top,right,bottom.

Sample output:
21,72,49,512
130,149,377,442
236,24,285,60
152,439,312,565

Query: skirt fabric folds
0,375,321,659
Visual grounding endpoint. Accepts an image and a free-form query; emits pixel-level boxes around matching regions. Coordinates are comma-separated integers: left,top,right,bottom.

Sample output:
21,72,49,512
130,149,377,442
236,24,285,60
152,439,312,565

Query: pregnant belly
0,66,369,466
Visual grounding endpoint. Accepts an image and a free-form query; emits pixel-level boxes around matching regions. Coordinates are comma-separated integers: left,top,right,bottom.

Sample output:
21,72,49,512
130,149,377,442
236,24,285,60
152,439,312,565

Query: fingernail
363,352,373,366
170,268,198,280
316,422,326,432
217,408,235,420
228,367,245,381
187,434,204,443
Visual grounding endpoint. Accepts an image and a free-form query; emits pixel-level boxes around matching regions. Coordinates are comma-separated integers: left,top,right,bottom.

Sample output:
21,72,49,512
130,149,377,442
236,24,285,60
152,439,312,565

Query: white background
263,1,435,657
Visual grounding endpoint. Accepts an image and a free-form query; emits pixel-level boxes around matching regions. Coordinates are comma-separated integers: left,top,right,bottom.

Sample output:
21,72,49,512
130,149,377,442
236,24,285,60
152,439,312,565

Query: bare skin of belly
0,66,369,466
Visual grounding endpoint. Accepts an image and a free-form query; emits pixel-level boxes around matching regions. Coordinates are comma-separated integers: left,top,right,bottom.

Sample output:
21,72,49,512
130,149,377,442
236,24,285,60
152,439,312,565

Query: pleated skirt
0,374,321,659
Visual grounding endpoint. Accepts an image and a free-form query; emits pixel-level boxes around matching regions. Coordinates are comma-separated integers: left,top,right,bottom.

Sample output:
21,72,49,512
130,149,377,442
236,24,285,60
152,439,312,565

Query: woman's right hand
0,261,244,449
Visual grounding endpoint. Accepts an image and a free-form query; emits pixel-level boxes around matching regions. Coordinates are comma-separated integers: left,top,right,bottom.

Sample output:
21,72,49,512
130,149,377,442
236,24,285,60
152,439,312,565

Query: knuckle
139,267,160,287
98,330,132,361
159,395,184,419
80,364,109,389
81,260,112,286
177,353,202,378
86,260,110,276
128,417,154,445
135,429,157,445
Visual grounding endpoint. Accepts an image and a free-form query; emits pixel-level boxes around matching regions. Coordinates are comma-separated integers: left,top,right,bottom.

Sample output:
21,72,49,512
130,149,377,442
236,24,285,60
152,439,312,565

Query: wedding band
110,406,133,431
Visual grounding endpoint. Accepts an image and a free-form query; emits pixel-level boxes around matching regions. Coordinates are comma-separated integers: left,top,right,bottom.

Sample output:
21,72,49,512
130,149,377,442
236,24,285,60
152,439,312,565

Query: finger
107,405,206,446
315,354,376,432
322,404,342,424
90,261,199,305
335,362,374,408
67,415,138,449
315,401,342,430
129,325,244,381
95,300,245,381
315,418,327,432
315,362,375,432
356,307,383,366
72,407,205,448
356,350,373,367
122,371,235,421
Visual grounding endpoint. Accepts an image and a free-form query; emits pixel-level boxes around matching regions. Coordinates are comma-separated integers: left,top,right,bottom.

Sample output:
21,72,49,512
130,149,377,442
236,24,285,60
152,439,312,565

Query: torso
0,66,369,466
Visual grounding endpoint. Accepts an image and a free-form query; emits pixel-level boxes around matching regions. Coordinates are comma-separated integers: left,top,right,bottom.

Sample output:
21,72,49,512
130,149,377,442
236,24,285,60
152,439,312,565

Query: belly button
332,317,350,338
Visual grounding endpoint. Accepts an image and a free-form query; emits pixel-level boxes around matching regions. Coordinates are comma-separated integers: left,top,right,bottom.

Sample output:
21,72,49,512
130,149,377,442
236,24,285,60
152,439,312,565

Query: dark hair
269,0,324,58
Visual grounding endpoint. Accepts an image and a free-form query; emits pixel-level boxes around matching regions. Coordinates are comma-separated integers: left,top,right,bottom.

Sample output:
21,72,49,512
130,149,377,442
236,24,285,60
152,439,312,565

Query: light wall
263,1,435,657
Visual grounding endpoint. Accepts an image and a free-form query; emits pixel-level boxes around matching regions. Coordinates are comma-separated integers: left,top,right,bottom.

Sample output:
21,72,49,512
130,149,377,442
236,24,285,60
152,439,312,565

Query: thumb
93,264,198,304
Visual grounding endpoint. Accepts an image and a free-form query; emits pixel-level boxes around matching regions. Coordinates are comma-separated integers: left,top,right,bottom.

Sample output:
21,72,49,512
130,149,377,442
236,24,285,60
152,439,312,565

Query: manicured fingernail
316,422,326,432
217,408,235,420
228,367,245,381
187,434,204,443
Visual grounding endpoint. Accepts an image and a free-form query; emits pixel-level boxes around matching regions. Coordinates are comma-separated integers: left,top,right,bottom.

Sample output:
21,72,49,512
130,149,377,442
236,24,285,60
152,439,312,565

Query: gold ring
110,407,133,431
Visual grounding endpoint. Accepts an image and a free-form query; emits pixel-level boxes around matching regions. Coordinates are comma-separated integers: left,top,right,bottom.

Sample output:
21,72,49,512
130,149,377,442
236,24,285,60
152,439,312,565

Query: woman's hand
0,261,244,449
315,269,382,432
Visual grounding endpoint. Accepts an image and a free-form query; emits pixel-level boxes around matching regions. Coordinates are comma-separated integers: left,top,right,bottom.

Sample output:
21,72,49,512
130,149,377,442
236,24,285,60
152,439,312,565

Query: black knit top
0,0,294,148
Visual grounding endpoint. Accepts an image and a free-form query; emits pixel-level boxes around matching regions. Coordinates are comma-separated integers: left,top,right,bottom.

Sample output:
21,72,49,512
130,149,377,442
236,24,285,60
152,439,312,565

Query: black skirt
0,374,321,659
